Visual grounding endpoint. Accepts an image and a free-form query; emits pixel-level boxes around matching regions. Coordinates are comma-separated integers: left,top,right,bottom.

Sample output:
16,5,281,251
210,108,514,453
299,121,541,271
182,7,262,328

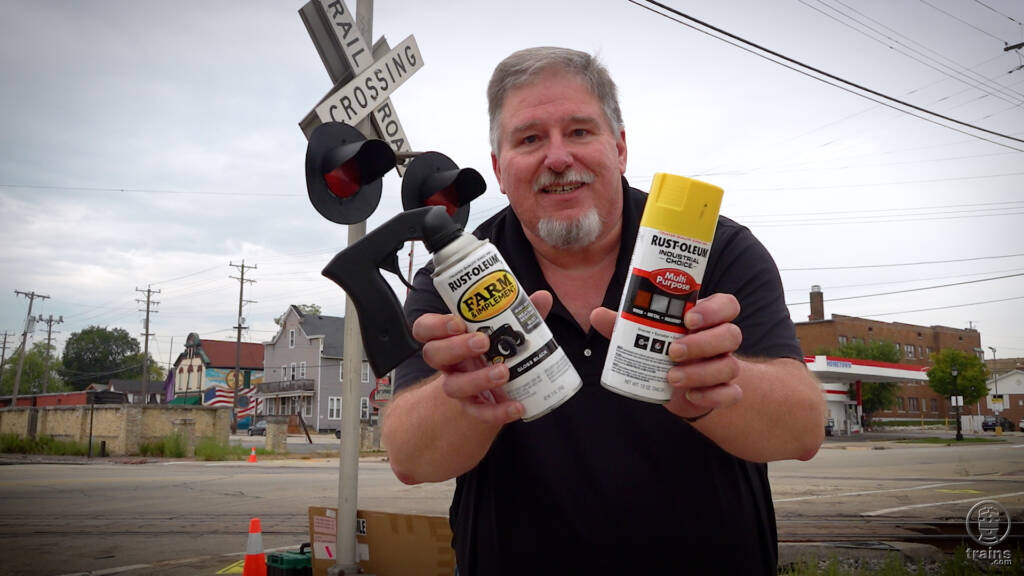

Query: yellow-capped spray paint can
432,232,582,420
601,173,723,403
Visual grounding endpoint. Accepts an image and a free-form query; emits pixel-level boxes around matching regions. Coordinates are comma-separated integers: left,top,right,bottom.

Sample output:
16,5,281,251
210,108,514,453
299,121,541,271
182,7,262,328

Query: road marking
773,482,968,503
55,545,296,576
936,489,983,494
216,559,245,574
862,490,1024,516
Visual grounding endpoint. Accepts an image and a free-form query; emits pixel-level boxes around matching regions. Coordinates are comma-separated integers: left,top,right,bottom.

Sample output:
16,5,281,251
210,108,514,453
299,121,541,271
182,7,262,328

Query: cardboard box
309,507,454,576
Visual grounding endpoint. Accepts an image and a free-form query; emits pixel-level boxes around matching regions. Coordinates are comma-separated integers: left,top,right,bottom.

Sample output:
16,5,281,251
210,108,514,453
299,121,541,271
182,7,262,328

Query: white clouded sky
1,0,1022,370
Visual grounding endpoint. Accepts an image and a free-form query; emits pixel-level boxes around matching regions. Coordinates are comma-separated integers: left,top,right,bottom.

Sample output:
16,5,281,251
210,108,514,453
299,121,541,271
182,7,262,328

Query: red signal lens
324,161,361,199
424,185,459,217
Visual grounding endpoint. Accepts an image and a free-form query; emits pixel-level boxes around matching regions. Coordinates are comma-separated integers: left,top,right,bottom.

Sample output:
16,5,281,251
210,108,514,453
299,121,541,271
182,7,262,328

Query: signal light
305,122,397,225
401,151,485,228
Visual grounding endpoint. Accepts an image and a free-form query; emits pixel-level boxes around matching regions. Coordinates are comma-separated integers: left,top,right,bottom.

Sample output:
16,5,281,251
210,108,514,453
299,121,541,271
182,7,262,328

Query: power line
783,266,1024,293
857,295,1024,318
629,0,1024,152
972,0,1024,27
917,0,1009,43
785,271,1024,306
780,252,1024,272
732,170,1024,192
0,183,298,198
152,265,222,286
737,199,1024,220
803,0,1024,106
749,209,1024,227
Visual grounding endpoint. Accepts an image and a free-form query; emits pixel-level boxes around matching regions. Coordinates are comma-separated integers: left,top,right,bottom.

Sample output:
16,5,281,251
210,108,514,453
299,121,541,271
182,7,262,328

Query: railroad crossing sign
299,0,422,173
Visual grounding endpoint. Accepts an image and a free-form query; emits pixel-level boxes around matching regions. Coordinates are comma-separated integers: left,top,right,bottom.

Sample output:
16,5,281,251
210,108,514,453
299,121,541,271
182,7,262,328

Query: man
383,47,825,574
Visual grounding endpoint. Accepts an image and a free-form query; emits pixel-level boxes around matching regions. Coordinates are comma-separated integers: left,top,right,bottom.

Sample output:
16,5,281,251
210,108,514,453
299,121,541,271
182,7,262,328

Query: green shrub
138,434,186,458
195,438,271,461
0,433,88,456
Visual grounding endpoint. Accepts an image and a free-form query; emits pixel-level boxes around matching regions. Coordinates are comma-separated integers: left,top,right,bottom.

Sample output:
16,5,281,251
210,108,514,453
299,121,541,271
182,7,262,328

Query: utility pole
12,290,49,405
952,364,963,441
135,285,160,404
229,260,256,431
36,314,64,393
988,346,999,394
0,331,13,374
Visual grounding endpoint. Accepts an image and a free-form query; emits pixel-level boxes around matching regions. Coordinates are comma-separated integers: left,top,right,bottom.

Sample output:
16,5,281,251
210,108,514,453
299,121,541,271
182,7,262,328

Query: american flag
203,386,262,418
203,386,235,407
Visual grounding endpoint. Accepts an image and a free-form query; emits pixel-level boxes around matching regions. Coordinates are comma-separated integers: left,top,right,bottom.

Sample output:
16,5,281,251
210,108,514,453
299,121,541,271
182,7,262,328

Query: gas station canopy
804,355,930,383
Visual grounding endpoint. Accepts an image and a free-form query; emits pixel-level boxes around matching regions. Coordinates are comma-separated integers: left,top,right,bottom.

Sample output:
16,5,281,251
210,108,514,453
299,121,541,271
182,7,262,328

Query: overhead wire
917,0,1011,43
779,251,1024,271
857,295,1024,318
628,0,1024,152
0,183,298,198
802,0,1024,106
785,271,1024,306
783,266,1024,293
972,0,1024,27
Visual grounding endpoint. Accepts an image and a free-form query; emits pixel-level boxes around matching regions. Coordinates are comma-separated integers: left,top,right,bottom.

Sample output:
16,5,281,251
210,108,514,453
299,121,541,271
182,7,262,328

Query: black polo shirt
397,180,802,575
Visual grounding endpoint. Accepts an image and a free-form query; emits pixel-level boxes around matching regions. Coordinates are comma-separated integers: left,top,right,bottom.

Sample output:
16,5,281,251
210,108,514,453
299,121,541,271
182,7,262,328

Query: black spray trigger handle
381,251,415,292
321,206,463,377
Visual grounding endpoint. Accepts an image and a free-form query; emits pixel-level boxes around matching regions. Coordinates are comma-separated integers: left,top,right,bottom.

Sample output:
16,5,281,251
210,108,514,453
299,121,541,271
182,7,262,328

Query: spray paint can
600,173,723,403
431,232,582,420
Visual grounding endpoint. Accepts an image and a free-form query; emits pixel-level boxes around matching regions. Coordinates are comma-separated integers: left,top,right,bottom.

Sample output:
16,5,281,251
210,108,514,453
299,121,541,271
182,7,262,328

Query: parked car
1019,417,1024,431
248,420,268,436
982,415,1015,432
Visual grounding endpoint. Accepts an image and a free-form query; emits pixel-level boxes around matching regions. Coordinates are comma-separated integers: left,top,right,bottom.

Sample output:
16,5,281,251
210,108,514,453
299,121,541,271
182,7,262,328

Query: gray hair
487,47,624,154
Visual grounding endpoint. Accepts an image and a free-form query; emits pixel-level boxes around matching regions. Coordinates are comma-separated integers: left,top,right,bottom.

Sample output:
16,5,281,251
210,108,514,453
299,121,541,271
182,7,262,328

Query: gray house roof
268,305,369,361
300,313,347,358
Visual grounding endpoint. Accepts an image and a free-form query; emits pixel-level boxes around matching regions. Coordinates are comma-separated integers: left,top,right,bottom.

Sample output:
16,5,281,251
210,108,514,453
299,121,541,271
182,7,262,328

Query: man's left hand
589,293,743,421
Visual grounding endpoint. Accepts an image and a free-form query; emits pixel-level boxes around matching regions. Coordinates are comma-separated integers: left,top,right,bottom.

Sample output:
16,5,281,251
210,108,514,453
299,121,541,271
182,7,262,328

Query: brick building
794,285,983,422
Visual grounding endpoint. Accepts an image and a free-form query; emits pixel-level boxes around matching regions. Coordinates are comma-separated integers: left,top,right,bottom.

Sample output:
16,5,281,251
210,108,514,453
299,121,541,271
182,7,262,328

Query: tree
59,326,142,390
1,342,69,395
274,304,322,326
816,340,902,425
926,349,988,407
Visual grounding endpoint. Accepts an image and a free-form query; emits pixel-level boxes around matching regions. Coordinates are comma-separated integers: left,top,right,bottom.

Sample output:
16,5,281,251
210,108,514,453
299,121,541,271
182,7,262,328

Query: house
986,369,1024,425
169,333,264,424
107,379,165,405
794,285,984,422
261,305,383,435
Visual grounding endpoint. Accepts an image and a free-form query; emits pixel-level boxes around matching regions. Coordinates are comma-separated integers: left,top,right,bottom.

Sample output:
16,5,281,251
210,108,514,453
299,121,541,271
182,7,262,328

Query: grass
195,438,272,461
872,420,952,428
894,437,1003,445
780,547,1023,575
138,433,187,458
0,433,89,456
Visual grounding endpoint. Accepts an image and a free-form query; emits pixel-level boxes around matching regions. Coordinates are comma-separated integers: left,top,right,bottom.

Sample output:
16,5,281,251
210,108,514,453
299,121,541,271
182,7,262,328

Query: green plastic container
266,542,312,576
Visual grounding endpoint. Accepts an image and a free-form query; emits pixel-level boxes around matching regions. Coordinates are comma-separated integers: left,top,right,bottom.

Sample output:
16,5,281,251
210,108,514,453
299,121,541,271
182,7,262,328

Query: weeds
779,547,1023,575
138,433,186,458
0,433,89,456
195,438,271,461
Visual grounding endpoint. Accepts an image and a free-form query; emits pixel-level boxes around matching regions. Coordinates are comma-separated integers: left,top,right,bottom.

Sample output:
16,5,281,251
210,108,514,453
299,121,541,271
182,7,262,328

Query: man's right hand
410,290,553,425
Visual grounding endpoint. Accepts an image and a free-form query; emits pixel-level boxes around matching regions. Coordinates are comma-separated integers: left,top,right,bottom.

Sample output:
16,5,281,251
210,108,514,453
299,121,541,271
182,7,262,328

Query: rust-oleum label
432,239,581,421
458,270,518,322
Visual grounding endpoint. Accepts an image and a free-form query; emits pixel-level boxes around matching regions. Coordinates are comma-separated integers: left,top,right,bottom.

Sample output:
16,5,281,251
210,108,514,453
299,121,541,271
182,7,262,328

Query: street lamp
952,365,963,441
988,346,998,396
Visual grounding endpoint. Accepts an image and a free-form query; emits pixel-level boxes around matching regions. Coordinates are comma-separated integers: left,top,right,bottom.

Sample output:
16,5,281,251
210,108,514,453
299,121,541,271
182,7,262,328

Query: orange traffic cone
243,517,266,576
248,447,258,463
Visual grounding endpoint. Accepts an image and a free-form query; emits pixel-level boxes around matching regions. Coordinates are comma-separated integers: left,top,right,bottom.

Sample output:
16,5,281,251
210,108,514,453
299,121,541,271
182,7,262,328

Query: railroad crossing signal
401,151,486,228
306,121,397,224
299,0,422,174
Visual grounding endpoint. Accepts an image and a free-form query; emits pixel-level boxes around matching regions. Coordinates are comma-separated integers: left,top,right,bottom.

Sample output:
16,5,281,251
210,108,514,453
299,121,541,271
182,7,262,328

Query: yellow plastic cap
639,173,723,242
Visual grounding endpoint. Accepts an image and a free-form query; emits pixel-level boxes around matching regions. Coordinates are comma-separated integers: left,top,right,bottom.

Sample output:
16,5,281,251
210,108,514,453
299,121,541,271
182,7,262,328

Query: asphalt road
0,432,1021,575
